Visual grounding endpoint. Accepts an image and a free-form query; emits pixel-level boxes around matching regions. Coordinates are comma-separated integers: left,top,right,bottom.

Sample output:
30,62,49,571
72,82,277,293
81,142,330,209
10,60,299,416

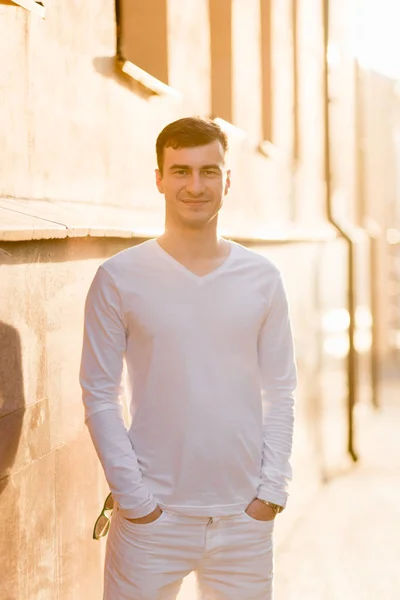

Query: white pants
103,508,274,600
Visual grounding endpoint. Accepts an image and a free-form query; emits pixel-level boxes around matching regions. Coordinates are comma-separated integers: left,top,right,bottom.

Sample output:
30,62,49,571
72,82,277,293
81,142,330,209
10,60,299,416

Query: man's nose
185,173,205,196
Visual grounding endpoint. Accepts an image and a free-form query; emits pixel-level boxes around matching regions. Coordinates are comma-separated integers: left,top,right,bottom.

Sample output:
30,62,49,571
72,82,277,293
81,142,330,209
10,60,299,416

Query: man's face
155,141,231,229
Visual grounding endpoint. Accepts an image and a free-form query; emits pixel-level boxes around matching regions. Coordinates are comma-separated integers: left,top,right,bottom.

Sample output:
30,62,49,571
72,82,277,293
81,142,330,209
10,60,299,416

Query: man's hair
156,116,229,173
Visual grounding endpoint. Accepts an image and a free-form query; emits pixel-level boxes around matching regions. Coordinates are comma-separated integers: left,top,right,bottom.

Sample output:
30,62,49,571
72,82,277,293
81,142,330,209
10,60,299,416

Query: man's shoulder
100,239,156,277
230,241,281,277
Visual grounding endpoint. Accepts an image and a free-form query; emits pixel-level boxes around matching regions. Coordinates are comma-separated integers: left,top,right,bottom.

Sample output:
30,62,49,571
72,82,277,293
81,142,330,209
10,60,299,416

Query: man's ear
155,169,164,194
224,170,231,195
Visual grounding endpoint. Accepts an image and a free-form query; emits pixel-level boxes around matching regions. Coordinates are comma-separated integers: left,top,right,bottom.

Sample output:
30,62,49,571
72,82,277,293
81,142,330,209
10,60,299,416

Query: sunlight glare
353,0,400,79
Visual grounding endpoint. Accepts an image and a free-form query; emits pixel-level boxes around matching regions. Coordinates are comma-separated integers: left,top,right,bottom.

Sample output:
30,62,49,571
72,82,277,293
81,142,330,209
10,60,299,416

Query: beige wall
0,0,325,233
0,238,143,599
0,239,109,599
327,0,399,358
362,71,398,357
0,1,397,240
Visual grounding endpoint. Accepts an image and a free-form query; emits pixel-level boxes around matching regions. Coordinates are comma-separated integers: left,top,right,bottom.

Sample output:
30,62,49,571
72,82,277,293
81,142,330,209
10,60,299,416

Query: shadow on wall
0,321,25,494
92,57,154,100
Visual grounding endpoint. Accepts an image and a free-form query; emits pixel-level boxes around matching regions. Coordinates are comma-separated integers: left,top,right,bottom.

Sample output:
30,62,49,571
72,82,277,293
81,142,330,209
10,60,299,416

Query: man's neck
157,225,228,260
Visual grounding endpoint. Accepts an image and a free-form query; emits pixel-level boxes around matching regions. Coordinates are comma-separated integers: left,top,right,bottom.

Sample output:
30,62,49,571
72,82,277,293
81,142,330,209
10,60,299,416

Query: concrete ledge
1,0,45,18
119,60,182,100
230,227,337,246
0,198,163,242
0,198,337,244
0,226,163,243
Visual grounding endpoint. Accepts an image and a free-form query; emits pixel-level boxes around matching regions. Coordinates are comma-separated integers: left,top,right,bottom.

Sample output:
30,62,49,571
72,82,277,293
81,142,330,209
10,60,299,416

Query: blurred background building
0,1,399,598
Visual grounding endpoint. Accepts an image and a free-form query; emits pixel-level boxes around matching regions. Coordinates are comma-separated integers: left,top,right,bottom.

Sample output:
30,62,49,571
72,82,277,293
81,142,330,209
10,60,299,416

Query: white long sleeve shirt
80,239,297,519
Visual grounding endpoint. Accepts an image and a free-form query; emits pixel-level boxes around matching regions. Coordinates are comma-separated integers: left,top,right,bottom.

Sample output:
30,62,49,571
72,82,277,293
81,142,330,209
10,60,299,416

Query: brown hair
156,116,229,173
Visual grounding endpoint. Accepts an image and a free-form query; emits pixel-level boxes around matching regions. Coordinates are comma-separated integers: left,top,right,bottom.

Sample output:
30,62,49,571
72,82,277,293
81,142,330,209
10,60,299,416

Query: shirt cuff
257,485,288,508
117,496,159,520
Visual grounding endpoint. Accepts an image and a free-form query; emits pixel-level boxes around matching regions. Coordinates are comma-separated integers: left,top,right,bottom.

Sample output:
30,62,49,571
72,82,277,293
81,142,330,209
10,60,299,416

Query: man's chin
180,214,218,229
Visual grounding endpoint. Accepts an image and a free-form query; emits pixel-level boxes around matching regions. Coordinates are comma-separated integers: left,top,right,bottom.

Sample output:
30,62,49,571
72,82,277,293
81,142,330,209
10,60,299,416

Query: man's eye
174,170,188,175
204,170,218,176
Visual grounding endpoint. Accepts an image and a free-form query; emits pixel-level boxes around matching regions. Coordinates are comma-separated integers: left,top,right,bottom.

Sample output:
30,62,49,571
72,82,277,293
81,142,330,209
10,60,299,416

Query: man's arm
79,266,158,519
256,273,297,508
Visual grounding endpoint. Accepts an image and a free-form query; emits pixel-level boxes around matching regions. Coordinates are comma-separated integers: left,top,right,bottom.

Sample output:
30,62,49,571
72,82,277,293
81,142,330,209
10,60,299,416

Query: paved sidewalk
274,380,400,600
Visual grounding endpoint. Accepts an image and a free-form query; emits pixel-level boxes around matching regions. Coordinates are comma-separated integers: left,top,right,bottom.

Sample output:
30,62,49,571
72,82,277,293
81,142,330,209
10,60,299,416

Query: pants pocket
241,510,275,529
119,508,169,533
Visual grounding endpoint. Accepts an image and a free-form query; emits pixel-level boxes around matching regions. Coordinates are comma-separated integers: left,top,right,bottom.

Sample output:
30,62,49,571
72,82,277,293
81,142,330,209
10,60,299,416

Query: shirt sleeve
79,266,157,519
257,273,297,508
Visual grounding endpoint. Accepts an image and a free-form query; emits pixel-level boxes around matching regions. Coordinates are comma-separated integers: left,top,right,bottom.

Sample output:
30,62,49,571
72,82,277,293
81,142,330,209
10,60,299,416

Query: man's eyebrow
169,164,191,170
201,164,222,171
168,163,223,171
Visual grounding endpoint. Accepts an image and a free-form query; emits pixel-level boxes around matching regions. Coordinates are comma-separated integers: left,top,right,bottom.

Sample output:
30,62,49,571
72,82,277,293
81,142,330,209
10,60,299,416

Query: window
209,0,233,122
292,0,299,160
116,0,167,83
259,0,298,159
116,0,180,97
260,0,273,143
0,0,45,17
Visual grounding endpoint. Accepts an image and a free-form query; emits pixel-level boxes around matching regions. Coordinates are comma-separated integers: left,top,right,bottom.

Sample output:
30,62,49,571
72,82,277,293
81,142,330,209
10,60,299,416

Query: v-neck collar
152,239,236,283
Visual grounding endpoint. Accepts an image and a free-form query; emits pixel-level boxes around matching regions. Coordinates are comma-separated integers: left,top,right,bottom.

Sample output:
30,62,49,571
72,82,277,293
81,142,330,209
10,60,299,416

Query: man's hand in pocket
125,506,163,524
245,499,275,521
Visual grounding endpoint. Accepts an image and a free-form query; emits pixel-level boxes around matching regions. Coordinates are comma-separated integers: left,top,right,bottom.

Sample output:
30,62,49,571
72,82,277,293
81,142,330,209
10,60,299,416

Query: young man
80,116,297,600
